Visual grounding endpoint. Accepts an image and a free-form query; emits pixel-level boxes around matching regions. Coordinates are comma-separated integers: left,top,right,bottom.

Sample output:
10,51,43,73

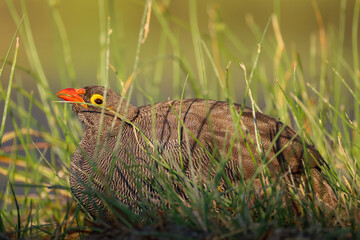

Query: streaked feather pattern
62,86,336,219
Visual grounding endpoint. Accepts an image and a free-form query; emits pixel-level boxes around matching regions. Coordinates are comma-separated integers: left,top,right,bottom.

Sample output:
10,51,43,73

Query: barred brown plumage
57,86,337,220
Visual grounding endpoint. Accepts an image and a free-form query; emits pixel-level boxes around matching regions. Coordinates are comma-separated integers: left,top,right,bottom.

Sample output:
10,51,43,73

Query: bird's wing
141,98,324,179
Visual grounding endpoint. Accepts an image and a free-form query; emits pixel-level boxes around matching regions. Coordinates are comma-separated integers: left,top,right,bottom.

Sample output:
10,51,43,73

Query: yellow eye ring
90,94,104,105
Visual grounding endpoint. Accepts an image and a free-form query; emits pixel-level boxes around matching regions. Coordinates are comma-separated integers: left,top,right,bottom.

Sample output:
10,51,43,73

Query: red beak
56,88,87,108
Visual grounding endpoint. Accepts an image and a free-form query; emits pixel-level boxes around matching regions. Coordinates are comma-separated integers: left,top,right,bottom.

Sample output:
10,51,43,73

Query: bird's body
57,86,336,219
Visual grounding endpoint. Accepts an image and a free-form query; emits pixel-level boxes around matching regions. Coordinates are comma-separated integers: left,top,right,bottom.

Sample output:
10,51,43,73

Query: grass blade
0,37,20,147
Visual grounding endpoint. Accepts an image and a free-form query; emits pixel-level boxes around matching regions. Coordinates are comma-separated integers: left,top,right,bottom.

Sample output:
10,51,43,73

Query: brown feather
60,86,336,220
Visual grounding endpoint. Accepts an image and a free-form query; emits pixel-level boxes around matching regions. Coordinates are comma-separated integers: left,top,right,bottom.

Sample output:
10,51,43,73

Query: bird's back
135,99,320,176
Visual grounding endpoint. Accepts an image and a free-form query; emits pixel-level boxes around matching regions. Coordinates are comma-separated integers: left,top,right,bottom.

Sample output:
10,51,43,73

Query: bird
57,86,336,220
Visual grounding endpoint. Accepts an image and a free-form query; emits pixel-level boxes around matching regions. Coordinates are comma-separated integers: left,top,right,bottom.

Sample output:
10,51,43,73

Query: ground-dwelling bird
57,86,336,220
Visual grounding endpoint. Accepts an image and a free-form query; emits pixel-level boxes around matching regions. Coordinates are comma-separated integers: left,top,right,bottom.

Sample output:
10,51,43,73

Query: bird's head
56,86,138,128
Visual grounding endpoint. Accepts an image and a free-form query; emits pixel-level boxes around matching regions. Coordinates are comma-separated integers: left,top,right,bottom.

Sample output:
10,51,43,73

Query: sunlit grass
1,0,360,239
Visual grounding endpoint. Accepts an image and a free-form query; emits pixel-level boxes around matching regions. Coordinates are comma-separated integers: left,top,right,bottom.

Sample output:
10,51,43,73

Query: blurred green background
1,0,354,99
0,0,358,145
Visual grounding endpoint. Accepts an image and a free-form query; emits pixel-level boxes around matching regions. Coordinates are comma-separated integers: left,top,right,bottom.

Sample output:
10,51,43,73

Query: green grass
1,0,360,239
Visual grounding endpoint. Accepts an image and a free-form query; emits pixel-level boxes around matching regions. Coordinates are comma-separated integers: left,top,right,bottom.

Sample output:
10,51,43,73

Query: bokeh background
0,0,358,135
1,1,355,91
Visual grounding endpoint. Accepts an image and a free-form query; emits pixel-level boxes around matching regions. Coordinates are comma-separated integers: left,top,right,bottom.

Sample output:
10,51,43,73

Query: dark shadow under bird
57,86,336,220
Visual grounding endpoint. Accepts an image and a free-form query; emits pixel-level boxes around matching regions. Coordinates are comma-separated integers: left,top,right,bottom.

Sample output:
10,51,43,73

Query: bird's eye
95,98,103,104
90,94,104,105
